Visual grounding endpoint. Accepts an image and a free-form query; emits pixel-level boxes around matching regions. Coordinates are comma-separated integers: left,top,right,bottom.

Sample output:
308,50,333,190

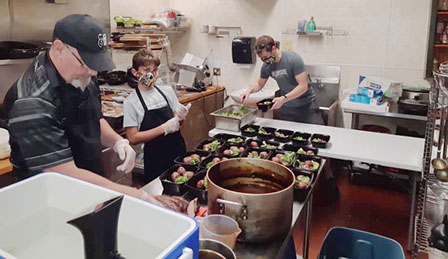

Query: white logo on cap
98,33,107,48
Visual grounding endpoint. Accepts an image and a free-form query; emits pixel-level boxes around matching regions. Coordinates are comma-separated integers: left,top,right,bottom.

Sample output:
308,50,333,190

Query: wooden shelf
435,44,448,48
116,26,189,34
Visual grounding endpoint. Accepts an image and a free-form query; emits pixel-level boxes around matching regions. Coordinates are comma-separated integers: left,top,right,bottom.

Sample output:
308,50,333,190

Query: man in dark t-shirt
242,35,324,124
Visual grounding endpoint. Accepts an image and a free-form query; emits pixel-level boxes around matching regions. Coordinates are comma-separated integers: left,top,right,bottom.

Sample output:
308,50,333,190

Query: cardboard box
358,75,402,98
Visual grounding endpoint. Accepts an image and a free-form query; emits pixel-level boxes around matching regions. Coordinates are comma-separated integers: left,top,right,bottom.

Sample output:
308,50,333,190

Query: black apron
136,86,186,183
59,81,104,175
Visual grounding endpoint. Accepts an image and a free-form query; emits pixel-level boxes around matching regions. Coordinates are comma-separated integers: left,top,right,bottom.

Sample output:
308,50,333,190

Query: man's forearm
100,118,123,148
285,83,308,100
249,81,263,94
44,160,145,199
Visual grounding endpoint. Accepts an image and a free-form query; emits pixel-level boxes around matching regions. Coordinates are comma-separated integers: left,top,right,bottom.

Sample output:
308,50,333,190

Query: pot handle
216,198,248,221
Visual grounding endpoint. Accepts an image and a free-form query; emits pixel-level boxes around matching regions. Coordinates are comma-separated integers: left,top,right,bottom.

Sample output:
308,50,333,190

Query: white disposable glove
113,139,136,173
161,116,180,135
175,103,191,121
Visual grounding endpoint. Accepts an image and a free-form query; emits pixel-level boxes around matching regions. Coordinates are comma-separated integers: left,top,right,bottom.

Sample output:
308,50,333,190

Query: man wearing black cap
3,14,188,212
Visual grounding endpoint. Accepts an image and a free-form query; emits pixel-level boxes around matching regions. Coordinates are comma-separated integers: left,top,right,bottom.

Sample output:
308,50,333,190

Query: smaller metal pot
401,88,430,105
200,238,237,259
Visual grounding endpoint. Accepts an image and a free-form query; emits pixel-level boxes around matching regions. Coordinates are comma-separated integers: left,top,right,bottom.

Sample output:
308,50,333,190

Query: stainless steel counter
140,160,325,259
344,101,427,129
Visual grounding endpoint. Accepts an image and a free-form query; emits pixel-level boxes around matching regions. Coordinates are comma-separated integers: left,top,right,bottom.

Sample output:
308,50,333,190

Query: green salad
203,140,221,152
245,127,256,133
275,132,288,138
312,138,327,143
298,160,320,171
258,127,269,135
297,148,315,155
294,136,305,141
281,152,295,164
206,161,215,169
261,141,277,150
228,137,244,144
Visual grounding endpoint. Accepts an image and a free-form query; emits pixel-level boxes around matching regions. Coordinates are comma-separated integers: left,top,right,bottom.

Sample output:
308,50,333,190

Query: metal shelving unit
413,74,448,257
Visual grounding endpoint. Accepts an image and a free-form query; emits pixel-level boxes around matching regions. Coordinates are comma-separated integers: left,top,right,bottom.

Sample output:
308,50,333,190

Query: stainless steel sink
305,65,341,126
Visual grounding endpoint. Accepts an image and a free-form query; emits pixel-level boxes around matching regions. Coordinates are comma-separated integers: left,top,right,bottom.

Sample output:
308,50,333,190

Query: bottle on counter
306,17,316,32
442,26,448,44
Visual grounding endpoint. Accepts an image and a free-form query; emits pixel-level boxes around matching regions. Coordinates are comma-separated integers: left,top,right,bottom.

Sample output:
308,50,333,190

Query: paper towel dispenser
232,37,256,64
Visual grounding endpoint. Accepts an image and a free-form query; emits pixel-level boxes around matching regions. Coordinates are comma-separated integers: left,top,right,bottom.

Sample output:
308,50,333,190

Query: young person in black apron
124,49,189,183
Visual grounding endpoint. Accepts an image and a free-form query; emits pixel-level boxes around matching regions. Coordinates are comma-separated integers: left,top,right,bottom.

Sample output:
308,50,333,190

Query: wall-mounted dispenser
232,36,256,64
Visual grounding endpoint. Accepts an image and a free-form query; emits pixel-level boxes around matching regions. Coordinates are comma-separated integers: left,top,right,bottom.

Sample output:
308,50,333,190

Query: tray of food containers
210,105,257,132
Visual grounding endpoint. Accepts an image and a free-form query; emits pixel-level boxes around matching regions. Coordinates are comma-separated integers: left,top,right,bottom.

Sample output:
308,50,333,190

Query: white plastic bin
0,172,198,259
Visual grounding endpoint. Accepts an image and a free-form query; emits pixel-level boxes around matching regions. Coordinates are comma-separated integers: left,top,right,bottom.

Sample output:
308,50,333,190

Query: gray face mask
263,55,275,64
138,72,156,88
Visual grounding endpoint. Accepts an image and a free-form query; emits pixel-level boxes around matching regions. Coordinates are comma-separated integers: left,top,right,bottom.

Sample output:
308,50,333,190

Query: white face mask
70,75,91,92
138,72,157,88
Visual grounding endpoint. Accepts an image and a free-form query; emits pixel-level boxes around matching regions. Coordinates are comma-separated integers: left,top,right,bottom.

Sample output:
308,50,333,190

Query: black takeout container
213,133,246,145
194,138,226,152
240,146,272,160
241,124,259,137
174,150,210,166
267,150,296,168
217,143,245,157
256,126,276,140
159,164,199,195
291,132,311,146
257,98,274,112
291,169,314,202
273,129,294,143
293,155,322,173
185,170,208,204
282,144,318,156
311,133,330,148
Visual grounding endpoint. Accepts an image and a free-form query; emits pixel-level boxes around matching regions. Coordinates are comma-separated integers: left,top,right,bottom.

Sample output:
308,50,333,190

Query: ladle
434,99,448,182
433,98,448,173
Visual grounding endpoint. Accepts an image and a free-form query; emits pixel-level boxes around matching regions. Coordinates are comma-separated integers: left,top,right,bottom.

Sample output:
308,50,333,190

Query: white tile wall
110,0,433,128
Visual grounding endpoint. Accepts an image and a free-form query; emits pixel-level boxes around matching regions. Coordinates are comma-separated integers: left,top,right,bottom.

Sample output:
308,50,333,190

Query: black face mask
263,55,275,64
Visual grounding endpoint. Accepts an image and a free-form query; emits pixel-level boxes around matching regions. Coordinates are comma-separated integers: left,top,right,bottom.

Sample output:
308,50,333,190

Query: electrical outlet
213,68,221,76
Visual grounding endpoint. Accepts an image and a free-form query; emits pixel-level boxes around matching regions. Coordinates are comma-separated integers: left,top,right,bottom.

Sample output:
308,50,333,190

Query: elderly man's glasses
64,44,86,68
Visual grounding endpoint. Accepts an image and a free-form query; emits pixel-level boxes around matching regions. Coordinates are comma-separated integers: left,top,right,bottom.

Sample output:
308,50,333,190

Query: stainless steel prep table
209,117,425,251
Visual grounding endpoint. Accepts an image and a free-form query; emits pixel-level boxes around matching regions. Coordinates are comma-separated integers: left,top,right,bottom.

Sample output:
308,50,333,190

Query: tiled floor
293,169,412,259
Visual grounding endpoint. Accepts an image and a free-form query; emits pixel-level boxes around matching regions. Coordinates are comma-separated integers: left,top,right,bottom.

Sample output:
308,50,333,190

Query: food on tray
294,135,306,141
250,141,259,147
297,148,315,156
171,167,195,184
261,141,277,150
101,102,123,117
258,127,270,135
246,150,269,159
202,140,222,152
206,157,229,169
271,151,295,167
227,137,244,144
182,153,206,165
312,138,327,143
219,106,248,118
245,127,256,133
222,146,245,156
275,131,289,138
196,177,208,190
295,175,311,189
298,160,320,171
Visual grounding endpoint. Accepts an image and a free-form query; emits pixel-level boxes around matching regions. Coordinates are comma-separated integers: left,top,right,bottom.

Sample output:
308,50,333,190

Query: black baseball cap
53,14,116,71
